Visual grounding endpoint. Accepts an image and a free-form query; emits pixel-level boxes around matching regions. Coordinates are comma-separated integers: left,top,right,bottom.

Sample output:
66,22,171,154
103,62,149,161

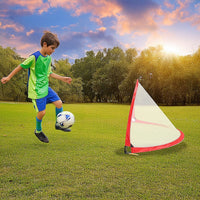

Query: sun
163,44,181,55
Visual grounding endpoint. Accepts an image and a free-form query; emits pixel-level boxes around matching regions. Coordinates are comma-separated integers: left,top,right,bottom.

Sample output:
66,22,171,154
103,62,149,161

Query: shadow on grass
115,142,187,156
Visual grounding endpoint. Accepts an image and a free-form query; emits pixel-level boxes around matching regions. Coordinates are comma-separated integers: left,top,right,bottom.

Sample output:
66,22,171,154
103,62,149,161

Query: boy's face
43,42,57,55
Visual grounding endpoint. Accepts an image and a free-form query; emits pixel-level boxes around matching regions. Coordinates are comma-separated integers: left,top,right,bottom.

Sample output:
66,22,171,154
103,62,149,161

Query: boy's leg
46,87,71,132
36,117,42,132
53,100,63,117
32,99,49,143
36,110,45,133
56,107,63,116
46,87,62,118
53,100,71,132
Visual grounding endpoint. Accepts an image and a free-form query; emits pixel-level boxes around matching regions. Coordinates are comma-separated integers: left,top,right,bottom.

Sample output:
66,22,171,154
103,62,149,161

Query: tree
92,47,129,102
50,58,83,103
0,46,27,101
125,48,137,64
2,44,200,105
72,50,99,102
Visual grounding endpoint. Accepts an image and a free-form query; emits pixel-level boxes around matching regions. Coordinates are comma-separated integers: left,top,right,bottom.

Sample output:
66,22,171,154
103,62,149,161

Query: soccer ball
57,111,75,129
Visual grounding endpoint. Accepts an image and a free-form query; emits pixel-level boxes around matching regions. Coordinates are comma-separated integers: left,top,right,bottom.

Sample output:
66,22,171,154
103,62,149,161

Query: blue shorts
32,87,60,112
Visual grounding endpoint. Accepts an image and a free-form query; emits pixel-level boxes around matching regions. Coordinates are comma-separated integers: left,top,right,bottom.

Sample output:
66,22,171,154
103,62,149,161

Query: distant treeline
1,45,200,105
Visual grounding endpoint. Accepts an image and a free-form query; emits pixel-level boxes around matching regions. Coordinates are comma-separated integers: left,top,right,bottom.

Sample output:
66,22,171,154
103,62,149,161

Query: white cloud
0,21,24,32
26,29,34,36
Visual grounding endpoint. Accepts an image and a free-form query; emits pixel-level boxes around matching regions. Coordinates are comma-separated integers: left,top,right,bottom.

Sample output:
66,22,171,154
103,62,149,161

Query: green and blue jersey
20,51,52,99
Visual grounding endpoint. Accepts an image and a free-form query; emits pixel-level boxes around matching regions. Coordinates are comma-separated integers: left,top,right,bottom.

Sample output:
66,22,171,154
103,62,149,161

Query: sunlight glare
163,44,181,55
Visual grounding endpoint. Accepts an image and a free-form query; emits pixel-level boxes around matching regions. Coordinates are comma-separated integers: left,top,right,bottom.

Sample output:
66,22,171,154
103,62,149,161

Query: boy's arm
50,73,72,84
1,65,23,84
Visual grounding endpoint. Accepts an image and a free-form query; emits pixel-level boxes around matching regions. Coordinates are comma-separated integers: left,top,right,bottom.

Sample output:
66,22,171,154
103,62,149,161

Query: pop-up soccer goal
124,80,184,154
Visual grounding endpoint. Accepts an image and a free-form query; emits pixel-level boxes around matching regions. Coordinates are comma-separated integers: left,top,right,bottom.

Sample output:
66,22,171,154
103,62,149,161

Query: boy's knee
41,110,46,116
37,110,46,119
54,100,62,108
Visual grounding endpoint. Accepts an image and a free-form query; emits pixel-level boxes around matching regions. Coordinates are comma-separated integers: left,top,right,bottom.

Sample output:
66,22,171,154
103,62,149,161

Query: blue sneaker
55,123,71,132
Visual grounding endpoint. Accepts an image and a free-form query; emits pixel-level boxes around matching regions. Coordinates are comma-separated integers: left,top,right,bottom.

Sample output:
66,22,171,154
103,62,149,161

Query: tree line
1,45,200,105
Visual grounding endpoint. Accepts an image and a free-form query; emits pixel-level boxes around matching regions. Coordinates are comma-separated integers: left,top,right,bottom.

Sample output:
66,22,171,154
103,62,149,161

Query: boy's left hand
64,77,72,84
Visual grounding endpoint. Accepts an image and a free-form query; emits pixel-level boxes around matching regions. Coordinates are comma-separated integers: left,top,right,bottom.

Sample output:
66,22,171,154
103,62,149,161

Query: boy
1,31,72,143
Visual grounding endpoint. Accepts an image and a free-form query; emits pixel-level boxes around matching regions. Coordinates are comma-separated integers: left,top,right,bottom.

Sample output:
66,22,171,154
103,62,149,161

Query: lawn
0,102,199,199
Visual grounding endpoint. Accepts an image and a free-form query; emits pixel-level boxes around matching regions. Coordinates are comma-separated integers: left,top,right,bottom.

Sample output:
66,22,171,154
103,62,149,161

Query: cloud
161,0,200,29
48,0,160,35
62,53,79,61
0,21,24,32
87,29,117,45
56,0,200,35
62,23,78,31
62,0,160,34
74,0,121,18
42,0,159,35
26,29,34,36
0,10,8,18
114,0,160,35
0,32,39,58
185,13,200,30
97,27,107,32
161,0,189,25
2,0,200,34
56,29,119,59
5,0,49,14
48,0,78,10
51,25,59,29
164,0,174,9
2,0,200,35
60,29,117,50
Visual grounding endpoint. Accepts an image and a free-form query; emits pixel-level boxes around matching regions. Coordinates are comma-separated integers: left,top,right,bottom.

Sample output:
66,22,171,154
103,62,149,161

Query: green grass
0,103,199,200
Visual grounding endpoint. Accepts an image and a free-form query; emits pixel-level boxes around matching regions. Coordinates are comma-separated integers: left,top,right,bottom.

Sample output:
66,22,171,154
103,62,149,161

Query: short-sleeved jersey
20,51,52,99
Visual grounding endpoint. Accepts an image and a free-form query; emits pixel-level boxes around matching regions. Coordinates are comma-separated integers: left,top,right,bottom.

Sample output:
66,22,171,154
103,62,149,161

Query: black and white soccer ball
57,111,75,129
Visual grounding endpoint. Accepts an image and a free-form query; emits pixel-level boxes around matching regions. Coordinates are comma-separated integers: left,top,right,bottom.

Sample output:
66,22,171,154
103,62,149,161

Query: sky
1,0,200,62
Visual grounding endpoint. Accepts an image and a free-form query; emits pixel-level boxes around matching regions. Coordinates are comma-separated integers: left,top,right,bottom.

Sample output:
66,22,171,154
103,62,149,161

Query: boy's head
40,31,60,48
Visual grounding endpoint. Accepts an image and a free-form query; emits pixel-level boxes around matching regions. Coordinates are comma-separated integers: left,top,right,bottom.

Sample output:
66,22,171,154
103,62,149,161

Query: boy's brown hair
40,31,60,48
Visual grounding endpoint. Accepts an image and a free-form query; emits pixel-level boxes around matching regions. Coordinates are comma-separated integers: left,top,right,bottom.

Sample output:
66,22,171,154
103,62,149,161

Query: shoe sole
34,132,49,143
55,125,71,132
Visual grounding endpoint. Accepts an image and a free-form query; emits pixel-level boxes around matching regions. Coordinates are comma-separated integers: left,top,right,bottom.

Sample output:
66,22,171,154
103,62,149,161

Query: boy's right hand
1,77,10,84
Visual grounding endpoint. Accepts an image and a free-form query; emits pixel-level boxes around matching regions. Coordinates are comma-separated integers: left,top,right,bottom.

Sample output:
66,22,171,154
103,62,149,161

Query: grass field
0,102,200,200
